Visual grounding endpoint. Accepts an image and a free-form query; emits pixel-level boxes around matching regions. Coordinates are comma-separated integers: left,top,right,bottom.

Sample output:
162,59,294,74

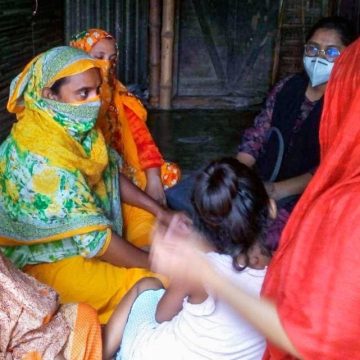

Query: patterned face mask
41,96,101,143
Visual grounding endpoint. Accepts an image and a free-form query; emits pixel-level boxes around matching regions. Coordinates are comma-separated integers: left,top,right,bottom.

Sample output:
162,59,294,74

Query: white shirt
124,252,267,360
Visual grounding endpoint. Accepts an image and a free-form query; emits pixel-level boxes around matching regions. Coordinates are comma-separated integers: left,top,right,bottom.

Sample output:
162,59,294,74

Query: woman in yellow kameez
70,29,181,248
0,46,172,324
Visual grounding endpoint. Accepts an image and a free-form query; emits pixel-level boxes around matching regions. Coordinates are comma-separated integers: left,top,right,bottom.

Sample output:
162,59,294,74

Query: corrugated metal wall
0,0,64,141
64,0,149,87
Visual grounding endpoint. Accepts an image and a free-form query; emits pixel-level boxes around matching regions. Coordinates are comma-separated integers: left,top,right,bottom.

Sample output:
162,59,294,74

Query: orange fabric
124,104,163,170
0,252,102,359
23,352,42,360
69,303,102,360
160,161,182,189
111,87,163,188
262,38,360,359
69,29,113,53
70,28,164,189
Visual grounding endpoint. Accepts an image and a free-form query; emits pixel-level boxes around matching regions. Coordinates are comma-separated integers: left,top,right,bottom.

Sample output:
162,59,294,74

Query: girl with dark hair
192,157,273,270
102,158,275,360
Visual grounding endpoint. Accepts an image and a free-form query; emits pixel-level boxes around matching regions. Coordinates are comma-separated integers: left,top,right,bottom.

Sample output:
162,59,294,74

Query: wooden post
159,0,175,110
149,0,161,107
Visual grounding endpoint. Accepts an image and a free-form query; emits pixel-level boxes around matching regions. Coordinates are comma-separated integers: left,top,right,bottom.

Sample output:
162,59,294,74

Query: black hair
49,77,69,95
192,157,271,271
306,16,357,46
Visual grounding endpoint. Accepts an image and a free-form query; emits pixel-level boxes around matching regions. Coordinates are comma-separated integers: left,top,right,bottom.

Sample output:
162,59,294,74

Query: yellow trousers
25,256,156,324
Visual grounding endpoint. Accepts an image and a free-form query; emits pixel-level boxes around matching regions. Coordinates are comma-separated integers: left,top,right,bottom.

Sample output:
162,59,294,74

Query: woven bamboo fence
0,0,64,141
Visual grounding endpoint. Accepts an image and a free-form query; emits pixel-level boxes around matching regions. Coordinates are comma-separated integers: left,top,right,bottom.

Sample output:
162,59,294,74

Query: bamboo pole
159,0,175,110
149,0,162,107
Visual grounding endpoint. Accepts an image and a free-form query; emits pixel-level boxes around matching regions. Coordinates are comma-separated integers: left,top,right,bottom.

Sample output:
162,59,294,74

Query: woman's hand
264,182,279,200
264,173,313,201
119,172,191,227
150,216,210,283
145,168,167,206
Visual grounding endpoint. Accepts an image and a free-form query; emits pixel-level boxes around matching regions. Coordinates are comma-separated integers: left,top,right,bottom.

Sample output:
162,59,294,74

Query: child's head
192,157,273,270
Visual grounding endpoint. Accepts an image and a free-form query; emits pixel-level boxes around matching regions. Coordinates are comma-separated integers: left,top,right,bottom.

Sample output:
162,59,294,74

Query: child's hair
192,157,271,270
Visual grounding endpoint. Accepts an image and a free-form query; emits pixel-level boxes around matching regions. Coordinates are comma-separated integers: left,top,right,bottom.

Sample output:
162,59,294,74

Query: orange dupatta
262,38,360,359
70,29,164,189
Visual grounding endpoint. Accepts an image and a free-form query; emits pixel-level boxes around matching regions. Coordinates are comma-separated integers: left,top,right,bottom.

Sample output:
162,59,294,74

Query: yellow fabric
122,203,155,248
115,89,147,179
0,225,109,246
12,109,108,187
51,60,98,87
25,256,157,324
7,50,108,187
7,56,96,114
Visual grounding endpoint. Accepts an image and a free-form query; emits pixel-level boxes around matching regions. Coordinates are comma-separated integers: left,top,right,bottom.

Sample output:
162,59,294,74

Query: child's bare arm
155,278,208,323
103,277,162,360
155,280,187,323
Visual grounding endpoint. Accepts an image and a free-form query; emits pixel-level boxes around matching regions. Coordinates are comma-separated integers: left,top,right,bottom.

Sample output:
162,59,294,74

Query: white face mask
303,56,334,87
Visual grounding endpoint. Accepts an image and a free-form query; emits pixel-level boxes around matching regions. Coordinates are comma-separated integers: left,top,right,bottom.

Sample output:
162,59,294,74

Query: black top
256,73,323,182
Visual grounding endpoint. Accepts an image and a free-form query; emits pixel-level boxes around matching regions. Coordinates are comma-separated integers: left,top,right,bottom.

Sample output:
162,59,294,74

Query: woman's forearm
236,152,256,167
99,232,149,269
144,167,166,205
271,172,313,200
145,167,161,179
119,173,163,216
203,266,302,359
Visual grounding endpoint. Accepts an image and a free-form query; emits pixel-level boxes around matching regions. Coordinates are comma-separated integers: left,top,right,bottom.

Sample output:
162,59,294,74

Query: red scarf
262,38,360,359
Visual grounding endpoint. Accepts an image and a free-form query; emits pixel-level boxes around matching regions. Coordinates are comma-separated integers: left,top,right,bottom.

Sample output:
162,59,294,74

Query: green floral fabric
0,136,122,268
0,46,123,268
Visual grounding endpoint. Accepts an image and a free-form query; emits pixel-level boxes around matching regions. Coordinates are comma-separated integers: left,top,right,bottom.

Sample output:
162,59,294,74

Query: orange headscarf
70,29,114,53
262,37,360,359
70,29,164,188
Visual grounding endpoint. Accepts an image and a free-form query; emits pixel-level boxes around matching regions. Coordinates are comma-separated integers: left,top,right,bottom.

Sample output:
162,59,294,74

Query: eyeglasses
304,44,341,63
